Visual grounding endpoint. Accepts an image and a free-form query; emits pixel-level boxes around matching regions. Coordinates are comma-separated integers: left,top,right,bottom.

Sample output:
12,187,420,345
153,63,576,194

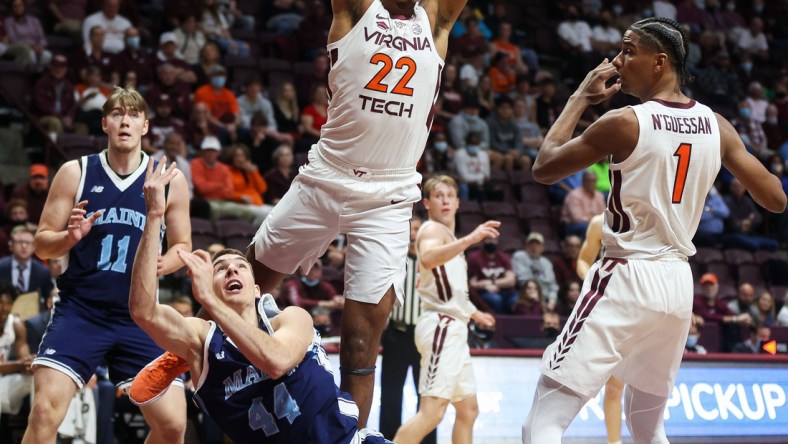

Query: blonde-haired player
394,175,497,444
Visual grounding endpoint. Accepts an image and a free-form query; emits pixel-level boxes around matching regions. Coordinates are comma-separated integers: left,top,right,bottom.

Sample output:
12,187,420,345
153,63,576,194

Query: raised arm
159,169,191,275
422,0,467,58
718,114,787,213
418,220,499,270
129,158,205,359
328,0,369,44
35,160,102,259
576,213,603,279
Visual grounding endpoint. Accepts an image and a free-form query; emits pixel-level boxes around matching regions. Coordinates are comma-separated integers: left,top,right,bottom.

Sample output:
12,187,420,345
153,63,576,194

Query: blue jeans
481,289,519,314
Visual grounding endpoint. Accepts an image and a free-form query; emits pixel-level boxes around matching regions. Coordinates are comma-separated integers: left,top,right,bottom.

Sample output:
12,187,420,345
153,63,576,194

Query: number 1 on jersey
672,143,692,204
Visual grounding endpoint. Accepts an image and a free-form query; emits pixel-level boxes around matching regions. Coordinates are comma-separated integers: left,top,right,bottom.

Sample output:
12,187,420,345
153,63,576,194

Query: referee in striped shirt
380,215,436,444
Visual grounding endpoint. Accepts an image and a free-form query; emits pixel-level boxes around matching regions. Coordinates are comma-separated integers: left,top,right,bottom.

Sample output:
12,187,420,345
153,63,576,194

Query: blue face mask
211,76,226,89
612,4,623,15
466,145,480,155
741,62,753,72
126,36,140,49
642,8,653,17
740,107,752,119
434,141,448,152
686,335,699,348
753,5,764,13
301,276,320,287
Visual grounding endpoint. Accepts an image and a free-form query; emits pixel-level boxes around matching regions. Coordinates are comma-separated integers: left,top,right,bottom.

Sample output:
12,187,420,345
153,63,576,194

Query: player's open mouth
119,132,131,139
226,279,243,292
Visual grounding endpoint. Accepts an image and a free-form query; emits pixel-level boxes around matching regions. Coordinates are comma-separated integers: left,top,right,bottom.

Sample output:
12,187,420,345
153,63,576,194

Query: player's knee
27,395,62,430
149,414,186,441
454,399,479,424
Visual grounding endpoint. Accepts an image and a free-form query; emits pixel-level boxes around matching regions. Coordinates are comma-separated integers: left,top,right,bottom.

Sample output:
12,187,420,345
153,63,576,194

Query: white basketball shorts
541,257,693,398
252,147,422,305
415,312,476,403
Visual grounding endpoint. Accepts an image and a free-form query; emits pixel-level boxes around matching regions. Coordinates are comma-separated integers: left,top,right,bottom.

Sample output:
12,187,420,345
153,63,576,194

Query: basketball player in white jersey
522,17,786,444
394,175,497,444
131,0,469,428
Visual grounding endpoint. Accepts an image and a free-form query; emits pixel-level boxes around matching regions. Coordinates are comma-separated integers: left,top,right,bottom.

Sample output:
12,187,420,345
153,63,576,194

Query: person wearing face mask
735,101,768,154
448,93,490,151
683,323,707,354
763,105,786,153
285,260,345,318
591,10,622,59
111,27,154,90
194,64,242,143
453,131,491,201
737,16,769,62
423,132,454,173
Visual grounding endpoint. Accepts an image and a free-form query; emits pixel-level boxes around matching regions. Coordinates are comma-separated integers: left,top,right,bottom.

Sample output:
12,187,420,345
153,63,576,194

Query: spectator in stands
0,282,34,417
438,63,463,120
744,81,768,125
476,74,495,118
732,325,770,353
238,76,276,132
728,283,761,324
33,54,76,137
199,0,250,57
242,113,283,172
185,101,224,150
764,106,785,153
194,65,242,143
48,0,87,39
535,77,561,133
112,27,154,92
448,93,489,150
146,93,187,151
557,5,596,84
693,185,730,248
151,132,194,199
677,0,708,34
4,0,51,66
590,9,621,59
512,232,559,311
756,290,777,327
467,236,518,314
272,82,301,139
512,279,544,316
512,97,542,160
74,25,117,85
0,225,53,309
490,22,530,74
155,31,197,85
488,52,516,96
224,144,273,226
296,1,332,61
737,17,769,62
734,100,769,156
453,132,491,201
552,234,582,288
422,132,454,174
684,323,707,355
173,14,206,65
560,170,606,238
723,178,779,251
459,49,485,91
777,291,788,327
148,63,192,120
285,261,343,313
191,135,255,222
73,66,111,136
556,281,581,317
263,144,297,205
193,40,222,86
3,199,37,236
11,164,50,226
299,83,329,149
82,0,132,54
486,96,525,172
696,51,742,111
294,52,330,106
168,295,195,318
453,16,488,61
692,273,752,351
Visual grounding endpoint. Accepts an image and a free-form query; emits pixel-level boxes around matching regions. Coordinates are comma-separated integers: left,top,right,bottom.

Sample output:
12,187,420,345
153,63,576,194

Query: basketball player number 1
672,143,692,204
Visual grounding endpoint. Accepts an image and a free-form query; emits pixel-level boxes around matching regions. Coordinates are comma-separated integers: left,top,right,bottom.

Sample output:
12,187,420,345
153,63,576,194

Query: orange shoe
129,351,189,406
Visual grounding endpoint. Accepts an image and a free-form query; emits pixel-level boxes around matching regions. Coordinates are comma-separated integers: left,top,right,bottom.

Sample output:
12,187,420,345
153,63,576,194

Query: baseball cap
526,232,544,244
200,135,221,151
51,54,68,67
210,65,227,76
30,164,49,178
700,273,718,285
159,32,177,45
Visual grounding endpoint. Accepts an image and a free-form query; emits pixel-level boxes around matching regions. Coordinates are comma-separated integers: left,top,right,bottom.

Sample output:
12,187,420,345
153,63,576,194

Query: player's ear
653,53,668,74
422,197,430,211
101,117,108,133
254,284,261,298
141,117,149,136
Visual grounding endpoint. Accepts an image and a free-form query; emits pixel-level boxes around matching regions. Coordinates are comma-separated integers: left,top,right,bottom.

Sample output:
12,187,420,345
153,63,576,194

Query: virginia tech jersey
603,99,720,259
320,0,444,170
416,221,475,323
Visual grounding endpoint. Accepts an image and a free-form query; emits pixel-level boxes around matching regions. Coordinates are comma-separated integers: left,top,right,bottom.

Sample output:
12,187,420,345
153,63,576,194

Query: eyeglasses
12,240,33,246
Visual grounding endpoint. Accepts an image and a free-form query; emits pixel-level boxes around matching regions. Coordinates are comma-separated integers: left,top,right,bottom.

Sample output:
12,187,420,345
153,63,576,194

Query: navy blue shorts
33,299,170,390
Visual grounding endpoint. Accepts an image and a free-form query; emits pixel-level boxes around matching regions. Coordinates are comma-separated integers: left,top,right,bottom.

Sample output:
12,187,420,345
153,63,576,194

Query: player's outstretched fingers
484,220,502,228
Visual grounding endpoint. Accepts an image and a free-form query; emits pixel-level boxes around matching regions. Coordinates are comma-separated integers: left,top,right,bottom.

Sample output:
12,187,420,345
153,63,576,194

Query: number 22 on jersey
364,53,416,96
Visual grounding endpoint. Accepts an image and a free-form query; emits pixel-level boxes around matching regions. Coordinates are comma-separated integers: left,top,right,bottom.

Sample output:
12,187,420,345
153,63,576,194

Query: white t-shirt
557,20,593,52
82,12,131,54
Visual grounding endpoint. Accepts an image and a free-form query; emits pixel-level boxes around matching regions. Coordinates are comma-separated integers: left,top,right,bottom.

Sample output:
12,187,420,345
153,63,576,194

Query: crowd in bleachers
0,0,787,440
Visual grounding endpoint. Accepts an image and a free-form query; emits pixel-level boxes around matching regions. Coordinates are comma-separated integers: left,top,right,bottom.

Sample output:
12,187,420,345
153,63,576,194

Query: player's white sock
522,375,590,444
624,385,669,444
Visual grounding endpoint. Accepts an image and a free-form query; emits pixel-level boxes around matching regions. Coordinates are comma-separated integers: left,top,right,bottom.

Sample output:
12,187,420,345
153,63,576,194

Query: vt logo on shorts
547,258,626,371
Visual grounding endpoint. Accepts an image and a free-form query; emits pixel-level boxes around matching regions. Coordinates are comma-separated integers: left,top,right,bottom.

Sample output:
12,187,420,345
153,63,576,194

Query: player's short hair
211,248,249,265
628,17,694,86
423,175,459,198
0,281,16,302
103,86,149,118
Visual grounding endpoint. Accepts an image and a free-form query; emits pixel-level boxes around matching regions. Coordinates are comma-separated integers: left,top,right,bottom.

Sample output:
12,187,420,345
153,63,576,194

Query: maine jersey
192,295,360,444
320,0,444,170
57,151,157,312
603,99,720,259
415,221,475,323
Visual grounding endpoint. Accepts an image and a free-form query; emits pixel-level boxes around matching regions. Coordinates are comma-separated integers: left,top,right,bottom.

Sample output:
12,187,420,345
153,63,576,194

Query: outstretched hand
67,200,102,244
466,220,501,245
178,249,216,306
143,156,179,218
574,58,621,105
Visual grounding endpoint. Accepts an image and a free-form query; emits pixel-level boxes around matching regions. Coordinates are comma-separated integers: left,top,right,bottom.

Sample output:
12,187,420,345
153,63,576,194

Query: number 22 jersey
320,0,444,170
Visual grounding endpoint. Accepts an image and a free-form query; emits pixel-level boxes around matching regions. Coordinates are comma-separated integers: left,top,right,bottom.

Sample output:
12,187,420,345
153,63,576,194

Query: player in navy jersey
128,159,389,444
23,86,191,444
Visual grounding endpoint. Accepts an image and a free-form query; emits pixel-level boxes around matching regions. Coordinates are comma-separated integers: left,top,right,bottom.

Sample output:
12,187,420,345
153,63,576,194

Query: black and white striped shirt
390,255,421,326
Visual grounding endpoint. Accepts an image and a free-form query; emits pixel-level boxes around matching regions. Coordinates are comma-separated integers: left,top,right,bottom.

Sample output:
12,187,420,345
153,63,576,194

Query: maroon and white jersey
415,221,475,323
320,0,444,170
603,99,720,259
